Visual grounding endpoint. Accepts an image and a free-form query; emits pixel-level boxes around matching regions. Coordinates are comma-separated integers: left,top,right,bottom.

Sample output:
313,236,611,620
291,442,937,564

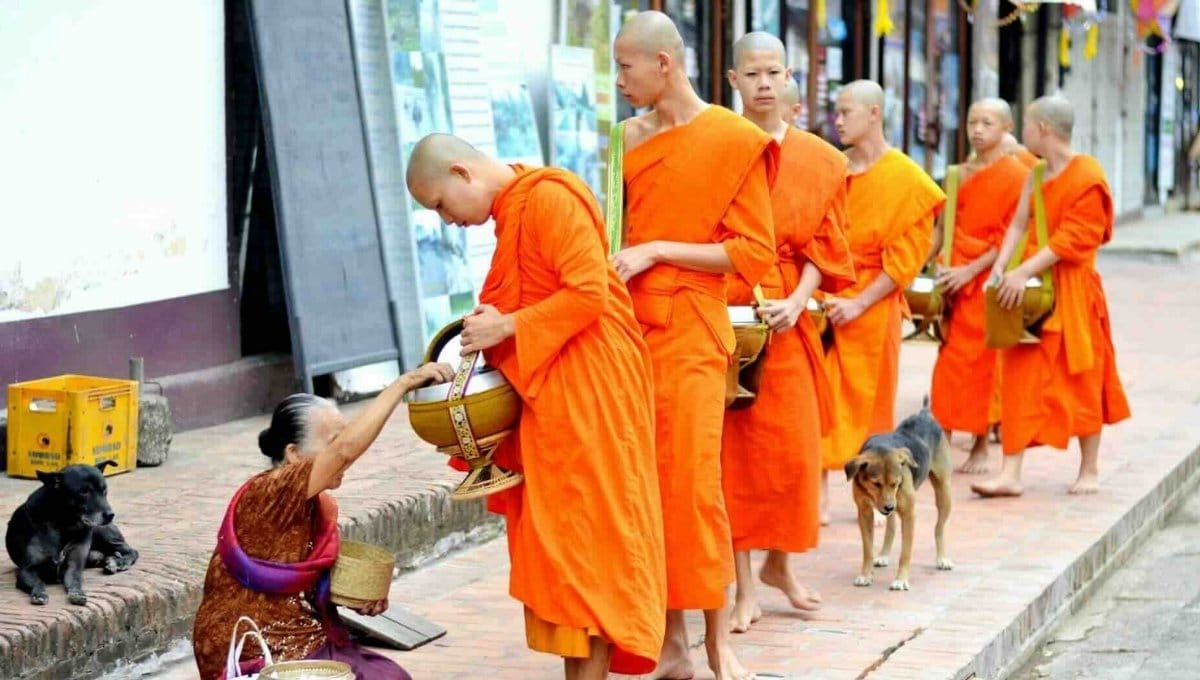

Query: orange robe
722,129,855,553
481,166,666,673
623,106,778,610
999,155,1130,454
930,155,1028,435
821,149,946,471
990,148,1038,426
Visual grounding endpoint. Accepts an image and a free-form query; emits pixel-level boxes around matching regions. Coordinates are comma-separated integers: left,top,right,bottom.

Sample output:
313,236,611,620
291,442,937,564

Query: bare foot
707,638,755,680
956,449,990,474
820,472,831,525
728,597,762,633
652,643,695,679
1069,473,1100,495
971,477,1023,498
820,511,831,526
759,563,821,611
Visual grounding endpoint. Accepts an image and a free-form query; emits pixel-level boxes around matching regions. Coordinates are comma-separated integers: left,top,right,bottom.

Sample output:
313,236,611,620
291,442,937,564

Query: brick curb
873,406,1200,680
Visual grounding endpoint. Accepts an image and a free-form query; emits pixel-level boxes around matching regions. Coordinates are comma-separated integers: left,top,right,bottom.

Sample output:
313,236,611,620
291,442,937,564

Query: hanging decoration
956,0,1040,29
1059,24,1071,67
1131,1,1180,54
1060,1,1106,61
875,0,894,36
816,0,827,32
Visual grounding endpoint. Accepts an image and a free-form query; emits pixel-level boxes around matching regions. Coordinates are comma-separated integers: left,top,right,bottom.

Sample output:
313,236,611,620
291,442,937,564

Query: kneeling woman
192,363,453,679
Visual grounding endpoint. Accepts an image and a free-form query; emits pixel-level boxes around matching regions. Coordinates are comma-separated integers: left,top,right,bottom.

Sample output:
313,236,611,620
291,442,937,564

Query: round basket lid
259,660,354,679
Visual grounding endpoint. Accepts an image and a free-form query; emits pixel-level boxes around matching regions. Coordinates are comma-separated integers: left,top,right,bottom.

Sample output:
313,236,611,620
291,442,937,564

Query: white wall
0,0,228,323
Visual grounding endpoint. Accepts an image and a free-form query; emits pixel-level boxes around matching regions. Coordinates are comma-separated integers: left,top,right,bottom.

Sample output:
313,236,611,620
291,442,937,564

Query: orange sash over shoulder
930,155,1028,435
821,149,945,471
624,106,778,610
723,129,854,553
999,155,1130,453
481,166,666,673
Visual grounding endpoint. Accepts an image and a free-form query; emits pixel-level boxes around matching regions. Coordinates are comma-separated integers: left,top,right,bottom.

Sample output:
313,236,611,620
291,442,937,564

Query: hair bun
258,428,280,459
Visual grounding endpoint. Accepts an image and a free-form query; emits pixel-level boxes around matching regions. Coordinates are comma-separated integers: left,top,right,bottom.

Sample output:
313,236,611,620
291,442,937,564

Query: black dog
5,462,138,605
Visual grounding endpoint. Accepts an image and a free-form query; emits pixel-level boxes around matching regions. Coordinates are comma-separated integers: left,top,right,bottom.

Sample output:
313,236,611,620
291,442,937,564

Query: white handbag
224,616,275,680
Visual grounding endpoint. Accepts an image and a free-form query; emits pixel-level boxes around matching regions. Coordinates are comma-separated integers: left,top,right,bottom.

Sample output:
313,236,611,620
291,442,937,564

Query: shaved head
405,133,485,190
615,11,684,62
732,31,785,68
841,80,884,108
780,78,800,107
1028,95,1074,140
969,97,1013,124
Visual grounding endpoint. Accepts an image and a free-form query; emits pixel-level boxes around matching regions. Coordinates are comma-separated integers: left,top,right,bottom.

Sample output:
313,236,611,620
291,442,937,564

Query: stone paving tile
13,252,1200,679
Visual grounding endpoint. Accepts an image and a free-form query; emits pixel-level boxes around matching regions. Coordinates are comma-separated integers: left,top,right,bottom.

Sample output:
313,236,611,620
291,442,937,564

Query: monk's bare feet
759,558,821,611
657,647,696,676
957,437,991,474
653,631,695,679
707,638,755,680
728,598,761,633
971,477,1023,498
1069,472,1100,495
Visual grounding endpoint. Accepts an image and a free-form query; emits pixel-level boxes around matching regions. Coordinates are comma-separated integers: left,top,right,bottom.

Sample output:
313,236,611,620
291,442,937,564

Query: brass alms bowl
404,319,523,500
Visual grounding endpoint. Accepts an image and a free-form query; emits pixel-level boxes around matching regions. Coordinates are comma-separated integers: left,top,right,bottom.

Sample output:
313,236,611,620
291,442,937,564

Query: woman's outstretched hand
404,362,454,389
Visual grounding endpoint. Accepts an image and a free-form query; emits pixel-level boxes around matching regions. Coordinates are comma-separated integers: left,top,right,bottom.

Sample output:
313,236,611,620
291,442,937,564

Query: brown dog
844,404,953,590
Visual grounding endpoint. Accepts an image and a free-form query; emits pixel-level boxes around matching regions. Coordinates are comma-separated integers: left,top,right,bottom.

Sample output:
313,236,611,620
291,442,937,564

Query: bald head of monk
779,78,802,127
1023,95,1074,157
614,11,689,108
965,97,1013,156
405,133,513,228
834,80,884,147
726,32,790,123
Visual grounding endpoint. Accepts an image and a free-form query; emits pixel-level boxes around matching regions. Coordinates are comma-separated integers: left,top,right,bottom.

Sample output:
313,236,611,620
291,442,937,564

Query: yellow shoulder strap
1007,160,1049,270
940,164,960,263
605,122,626,257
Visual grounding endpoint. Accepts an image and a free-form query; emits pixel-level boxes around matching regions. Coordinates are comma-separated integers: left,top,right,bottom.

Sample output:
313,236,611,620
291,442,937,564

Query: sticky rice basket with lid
405,319,523,500
329,540,394,608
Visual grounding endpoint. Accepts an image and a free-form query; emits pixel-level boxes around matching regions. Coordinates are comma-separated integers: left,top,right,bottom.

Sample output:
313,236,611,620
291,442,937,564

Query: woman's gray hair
257,393,338,465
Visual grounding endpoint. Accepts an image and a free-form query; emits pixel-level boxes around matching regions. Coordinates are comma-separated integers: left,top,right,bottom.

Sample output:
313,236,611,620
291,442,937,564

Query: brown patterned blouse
192,458,326,679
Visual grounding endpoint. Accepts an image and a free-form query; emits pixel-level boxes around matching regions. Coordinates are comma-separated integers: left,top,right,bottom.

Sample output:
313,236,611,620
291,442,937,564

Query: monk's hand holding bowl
936,265,975,296
995,268,1028,310
461,304,515,354
758,298,802,333
611,242,659,283
824,296,865,327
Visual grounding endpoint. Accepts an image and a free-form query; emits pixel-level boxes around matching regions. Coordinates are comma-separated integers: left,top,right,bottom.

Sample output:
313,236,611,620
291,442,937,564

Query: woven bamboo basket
258,660,354,679
329,540,394,609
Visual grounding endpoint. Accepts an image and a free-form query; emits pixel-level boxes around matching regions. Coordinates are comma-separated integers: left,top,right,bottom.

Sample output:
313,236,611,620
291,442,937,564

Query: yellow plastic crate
6,375,139,478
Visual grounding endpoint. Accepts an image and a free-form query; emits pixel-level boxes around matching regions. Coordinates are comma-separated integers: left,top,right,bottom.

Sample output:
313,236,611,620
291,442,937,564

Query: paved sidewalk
147,245,1199,678
5,236,1198,679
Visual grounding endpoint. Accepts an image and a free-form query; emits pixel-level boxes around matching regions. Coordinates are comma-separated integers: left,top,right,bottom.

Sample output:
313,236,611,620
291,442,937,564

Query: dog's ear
36,470,64,488
895,448,918,471
844,455,867,481
95,460,117,473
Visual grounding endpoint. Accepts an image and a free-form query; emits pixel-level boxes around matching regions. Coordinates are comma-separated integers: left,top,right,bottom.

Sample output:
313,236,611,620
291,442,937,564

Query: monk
611,11,777,680
406,134,667,679
929,99,1029,474
779,77,803,128
720,32,855,634
1001,131,1040,168
820,81,946,509
971,95,1130,498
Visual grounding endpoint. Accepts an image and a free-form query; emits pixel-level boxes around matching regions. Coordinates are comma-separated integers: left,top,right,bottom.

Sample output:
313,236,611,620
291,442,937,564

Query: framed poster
549,44,600,196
